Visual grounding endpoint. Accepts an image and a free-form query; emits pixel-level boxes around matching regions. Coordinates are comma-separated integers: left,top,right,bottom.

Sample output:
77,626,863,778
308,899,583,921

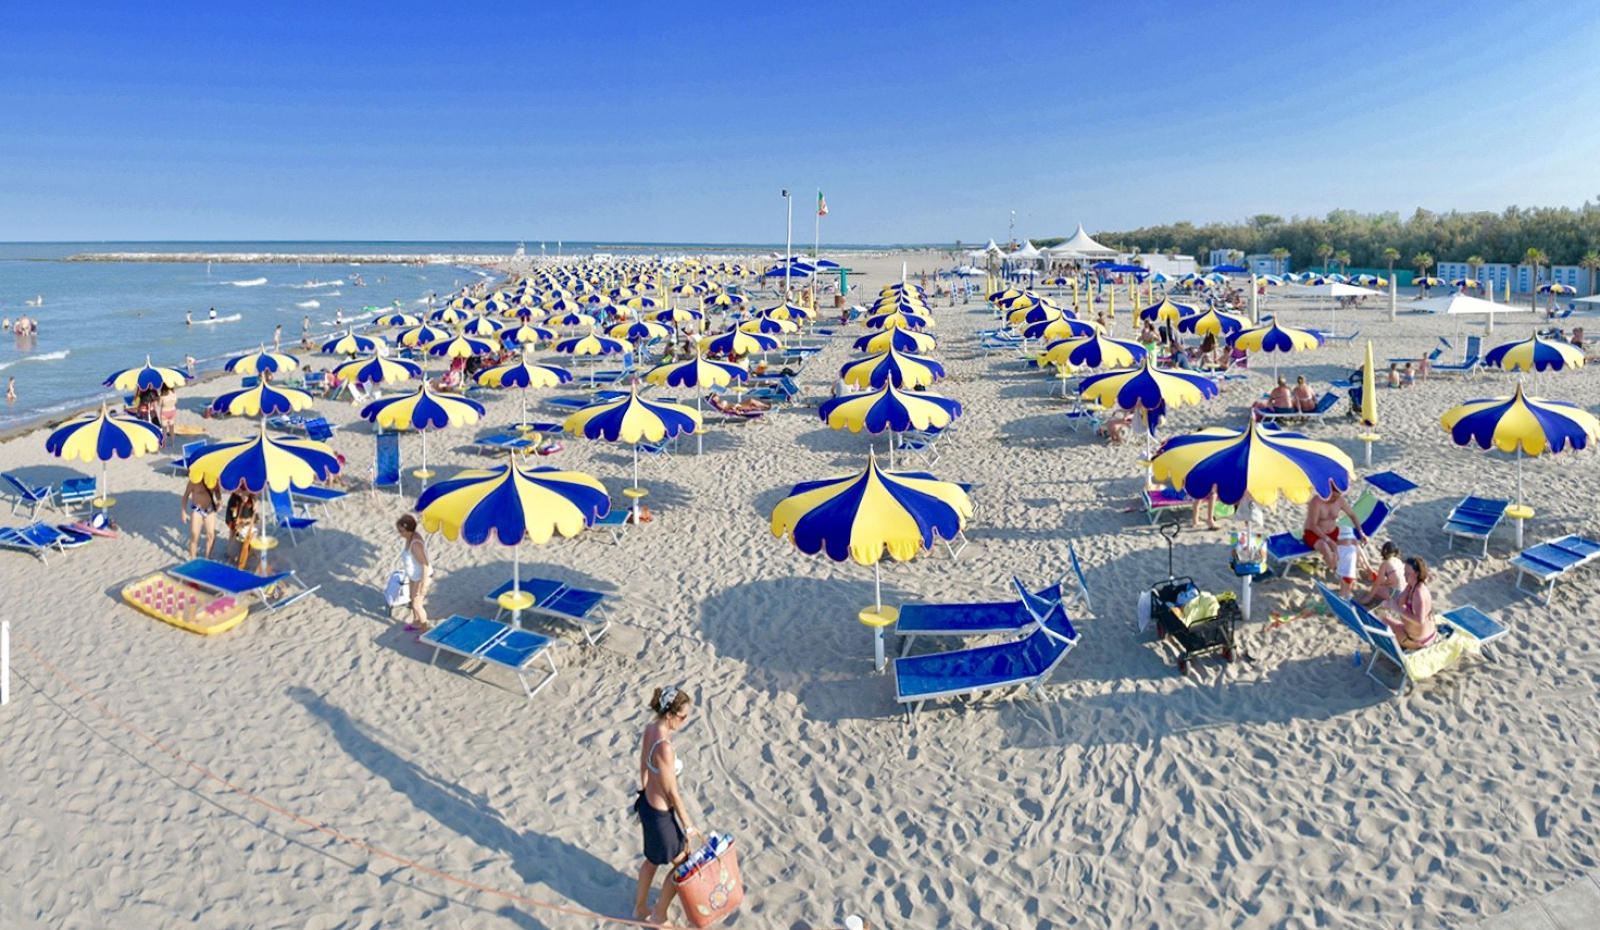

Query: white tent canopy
1573,294,1600,305
1402,294,1531,315
1010,242,1043,261
1290,283,1382,298
1044,224,1117,259
983,239,1004,254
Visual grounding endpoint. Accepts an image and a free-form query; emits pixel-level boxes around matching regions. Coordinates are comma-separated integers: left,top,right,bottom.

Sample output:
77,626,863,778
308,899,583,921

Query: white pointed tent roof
984,239,1004,253
1011,241,1043,260
1045,224,1117,258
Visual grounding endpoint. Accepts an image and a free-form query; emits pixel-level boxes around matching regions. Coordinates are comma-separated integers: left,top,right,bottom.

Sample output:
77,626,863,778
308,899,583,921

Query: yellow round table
91,496,117,511
859,605,899,672
413,468,435,480
622,486,649,522
498,589,536,628
1356,433,1380,468
1505,504,1535,549
249,534,279,573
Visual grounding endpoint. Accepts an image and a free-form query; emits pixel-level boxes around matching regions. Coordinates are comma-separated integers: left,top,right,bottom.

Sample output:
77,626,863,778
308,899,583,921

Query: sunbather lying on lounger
1251,378,1296,419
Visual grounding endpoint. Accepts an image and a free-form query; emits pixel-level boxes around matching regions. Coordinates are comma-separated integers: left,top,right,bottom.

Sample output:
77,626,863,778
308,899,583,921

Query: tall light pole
1009,210,1016,249
782,189,793,303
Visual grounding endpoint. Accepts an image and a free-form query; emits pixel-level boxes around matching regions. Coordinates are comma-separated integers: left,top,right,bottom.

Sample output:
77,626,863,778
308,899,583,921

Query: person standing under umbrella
180,477,218,560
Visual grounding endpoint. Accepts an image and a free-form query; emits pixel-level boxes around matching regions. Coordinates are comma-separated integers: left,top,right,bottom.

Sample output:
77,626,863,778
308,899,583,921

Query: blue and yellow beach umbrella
1137,296,1195,325
428,332,496,359
651,307,704,326
740,316,798,335
839,348,946,391
1414,276,1445,290
562,386,701,486
1007,303,1062,327
1228,319,1323,379
46,404,163,499
320,329,383,356
105,357,187,392
332,354,421,386
1440,383,1600,506
551,310,601,330
1078,356,1218,414
770,456,973,668
1177,308,1249,338
556,328,630,358
396,322,448,348
644,352,748,390
1151,420,1354,506
610,319,674,342
361,382,486,479
853,327,937,354
1485,336,1585,373
209,382,316,418
460,315,505,337
373,311,421,328
1022,316,1100,341
476,354,573,427
701,327,780,357
1538,283,1578,295
863,309,933,332
817,382,963,462
761,302,813,322
430,306,471,325
1040,334,1146,370
501,322,556,347
186,426,341,493
415,461,610,625
225,348,300,376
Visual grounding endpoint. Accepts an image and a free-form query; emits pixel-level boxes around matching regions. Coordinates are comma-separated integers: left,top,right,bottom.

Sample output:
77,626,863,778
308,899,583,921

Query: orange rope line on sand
14,634,807,930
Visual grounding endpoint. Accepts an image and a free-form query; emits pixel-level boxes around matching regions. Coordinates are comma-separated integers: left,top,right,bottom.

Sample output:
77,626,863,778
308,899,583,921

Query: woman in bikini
633,685,699,924
396,515,432,632
158,385,179,446
1380,556,1437,650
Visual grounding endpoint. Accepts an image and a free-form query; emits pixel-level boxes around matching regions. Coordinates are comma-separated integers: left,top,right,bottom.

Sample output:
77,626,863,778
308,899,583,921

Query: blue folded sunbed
0,522,76,561
419,614,559,699
1509,534,1600,604
485,576,612,643
168,558,318,611
1443,496,1509,557
894,577,1061,657
893,601,1080,717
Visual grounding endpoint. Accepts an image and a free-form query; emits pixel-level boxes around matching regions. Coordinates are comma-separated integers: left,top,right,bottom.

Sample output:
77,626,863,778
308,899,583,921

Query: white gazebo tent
1402,293,1531,337
1287,282,1381,337
1010,241,1043,262
1044,224,1118,264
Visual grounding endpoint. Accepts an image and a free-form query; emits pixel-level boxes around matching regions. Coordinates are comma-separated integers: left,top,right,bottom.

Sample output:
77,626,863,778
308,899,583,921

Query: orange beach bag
675,842,744,928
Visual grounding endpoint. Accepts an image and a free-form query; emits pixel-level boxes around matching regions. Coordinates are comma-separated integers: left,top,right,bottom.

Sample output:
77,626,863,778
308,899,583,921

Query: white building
1246,252,1290,276
1437,261,1594,296
1138,254,1198,277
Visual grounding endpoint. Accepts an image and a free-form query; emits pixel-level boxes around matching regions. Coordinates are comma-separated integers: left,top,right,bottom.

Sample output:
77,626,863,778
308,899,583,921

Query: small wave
0,349,71,371
324,290,342,297
230,277,268,287
291,280,344,289
296,300,321,309
195,313,243,325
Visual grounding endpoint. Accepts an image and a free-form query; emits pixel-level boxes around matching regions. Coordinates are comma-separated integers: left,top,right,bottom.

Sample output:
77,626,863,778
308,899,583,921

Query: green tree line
1032,204,1600,273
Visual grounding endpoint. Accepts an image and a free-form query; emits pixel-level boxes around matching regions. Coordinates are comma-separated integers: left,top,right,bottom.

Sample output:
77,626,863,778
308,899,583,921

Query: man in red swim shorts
1302,487,1366,573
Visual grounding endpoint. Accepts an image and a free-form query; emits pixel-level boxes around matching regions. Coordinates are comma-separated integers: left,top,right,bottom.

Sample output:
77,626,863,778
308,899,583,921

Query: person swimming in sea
208,307,217,321
186,310,192,326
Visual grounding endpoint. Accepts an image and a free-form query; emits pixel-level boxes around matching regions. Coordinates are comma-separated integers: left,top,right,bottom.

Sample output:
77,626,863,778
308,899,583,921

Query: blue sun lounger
1509,534,1600,604
168,558,319,611
291,484,349,514
474,433,538,455
3,473,56,518
1265,492,1392,577
1443,495,1509,557
0,522,77,562
894,576,1062,657
419,615,559,699
893,601,1080,717
485,576,612,643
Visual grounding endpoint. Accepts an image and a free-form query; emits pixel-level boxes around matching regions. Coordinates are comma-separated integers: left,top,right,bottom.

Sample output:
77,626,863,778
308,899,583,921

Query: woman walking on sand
633,685,699,924
396,514,432,632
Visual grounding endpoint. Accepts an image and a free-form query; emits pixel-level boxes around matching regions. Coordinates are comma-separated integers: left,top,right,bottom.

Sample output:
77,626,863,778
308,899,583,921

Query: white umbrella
1402,293,1531,335
1289,282,1381,337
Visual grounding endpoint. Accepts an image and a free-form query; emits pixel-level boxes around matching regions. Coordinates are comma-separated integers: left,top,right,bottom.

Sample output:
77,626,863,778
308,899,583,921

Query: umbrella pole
695,395,703,455
632,445,640,489
872,561,886,672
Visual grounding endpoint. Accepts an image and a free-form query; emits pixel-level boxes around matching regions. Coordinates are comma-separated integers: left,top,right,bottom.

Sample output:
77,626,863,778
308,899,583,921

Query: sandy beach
4,251,1600,929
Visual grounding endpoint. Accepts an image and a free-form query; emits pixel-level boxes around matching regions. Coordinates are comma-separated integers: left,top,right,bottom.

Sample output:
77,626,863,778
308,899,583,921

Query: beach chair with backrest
1265,490,1391,577
266,487,318,542
894,428,942,465
705,392,768,424
303,371,326,393
894,575,1062,657
1431,335,1483,374
372,432,402,495
170,440,205,475
484,576,612,644
418,614,560,699
475,433,537,455
304,417,335,443
893,600,1080,717
1363,470,1419,502
167,557,319,611
745,375,802,406
1350,599,1498,697
56,476,98,512
2,473,56,518
1508,533,1600,604
1443,495,1509,557
589,509,630,545
0,522,75,562
1257,391,1342,424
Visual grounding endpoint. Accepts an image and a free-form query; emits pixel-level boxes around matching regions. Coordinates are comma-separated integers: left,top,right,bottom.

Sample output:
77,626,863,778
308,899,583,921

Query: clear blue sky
4,0,1598,244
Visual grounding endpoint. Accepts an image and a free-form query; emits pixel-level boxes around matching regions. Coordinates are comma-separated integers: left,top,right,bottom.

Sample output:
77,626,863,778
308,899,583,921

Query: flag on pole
818,191,828,216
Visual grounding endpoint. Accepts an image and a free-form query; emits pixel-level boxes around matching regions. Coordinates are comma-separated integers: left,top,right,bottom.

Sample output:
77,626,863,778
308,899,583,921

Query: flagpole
811,188,821,311
782,189,793,304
